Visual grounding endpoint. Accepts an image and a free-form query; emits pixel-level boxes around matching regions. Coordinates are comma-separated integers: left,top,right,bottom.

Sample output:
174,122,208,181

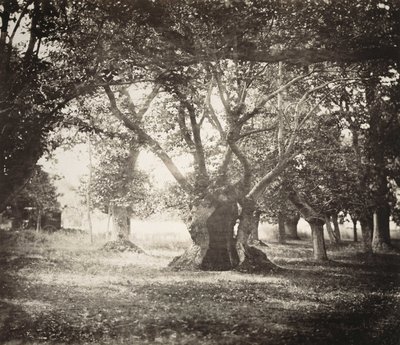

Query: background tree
10,165,60,230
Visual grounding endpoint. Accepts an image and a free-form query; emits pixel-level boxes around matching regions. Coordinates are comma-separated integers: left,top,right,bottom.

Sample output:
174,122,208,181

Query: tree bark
248,210,261,241
352,217,358,242
277,212,286,244
36,209,41,232
103,204,143,252
288,189,328,261
86,138,93,244
324,215,339,244
331,214,341,242
170,195,276,272
372,205,391,252
235,199,277,272
106,203,112,240
111,205,129,241
284,213,300,240
360,215,373,253
170,197,238,270
309,220,328,261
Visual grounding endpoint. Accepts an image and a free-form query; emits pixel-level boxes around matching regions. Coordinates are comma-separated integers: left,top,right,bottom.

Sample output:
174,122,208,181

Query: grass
0,228,399,345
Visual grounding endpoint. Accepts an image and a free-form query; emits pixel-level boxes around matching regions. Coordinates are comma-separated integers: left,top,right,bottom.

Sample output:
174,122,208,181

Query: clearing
0,229,399,345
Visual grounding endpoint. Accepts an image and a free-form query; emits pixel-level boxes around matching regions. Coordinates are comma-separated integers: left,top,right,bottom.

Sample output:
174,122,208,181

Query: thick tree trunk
309,220,328,261
331,214,341,242
111,205,129,241
236,199,277,272
372,205,391,252
170,197,238,270
277,212,286,244
360,215,373,253
170,196,276,272
284,213,300,240
103,204,143,252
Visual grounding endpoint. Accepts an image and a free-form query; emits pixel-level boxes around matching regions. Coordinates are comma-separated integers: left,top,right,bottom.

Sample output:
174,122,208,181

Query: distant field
125,218,400,251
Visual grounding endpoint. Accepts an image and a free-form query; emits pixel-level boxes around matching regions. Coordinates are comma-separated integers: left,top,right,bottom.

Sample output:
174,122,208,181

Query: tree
51,0,400,270
10,165,59,230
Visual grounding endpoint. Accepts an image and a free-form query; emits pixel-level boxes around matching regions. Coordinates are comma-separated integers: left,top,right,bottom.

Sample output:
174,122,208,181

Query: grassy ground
0,229,399,345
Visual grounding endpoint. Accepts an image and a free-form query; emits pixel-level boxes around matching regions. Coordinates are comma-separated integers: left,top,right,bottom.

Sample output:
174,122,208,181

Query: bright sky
39,144,193,191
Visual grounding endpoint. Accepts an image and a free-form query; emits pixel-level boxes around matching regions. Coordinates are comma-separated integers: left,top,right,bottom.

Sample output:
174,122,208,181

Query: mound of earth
102,239,144,253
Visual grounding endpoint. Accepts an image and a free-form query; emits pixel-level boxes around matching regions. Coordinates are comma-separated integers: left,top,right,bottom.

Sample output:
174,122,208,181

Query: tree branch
104,85,193,193
246,152,294,200
236,124,277,140
9,0,33,46
227,131,252,192
238,72,311,126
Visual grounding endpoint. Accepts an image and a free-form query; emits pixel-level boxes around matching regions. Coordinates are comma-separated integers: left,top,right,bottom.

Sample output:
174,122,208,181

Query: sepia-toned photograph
0,0,399,344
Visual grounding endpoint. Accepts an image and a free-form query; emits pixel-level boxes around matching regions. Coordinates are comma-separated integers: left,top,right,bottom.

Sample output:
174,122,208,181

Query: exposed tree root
372,242,400,254
103,239,144,253
248,239,269,247
236,246,281,273
169,243,280,273
168,244,204,271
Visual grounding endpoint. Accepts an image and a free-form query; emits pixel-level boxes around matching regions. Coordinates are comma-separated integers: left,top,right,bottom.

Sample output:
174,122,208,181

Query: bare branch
137,84,162,118
236,124,277,140
216,147,232,181
212,64,231,116
238,72,312,126
287,188,324,223
246,152,295,200
177,103,195,149
103,85,192,193
227,132,252,191
205,79,225,139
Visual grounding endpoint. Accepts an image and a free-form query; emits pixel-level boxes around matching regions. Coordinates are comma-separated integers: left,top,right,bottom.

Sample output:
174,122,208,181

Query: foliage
10,165,60,225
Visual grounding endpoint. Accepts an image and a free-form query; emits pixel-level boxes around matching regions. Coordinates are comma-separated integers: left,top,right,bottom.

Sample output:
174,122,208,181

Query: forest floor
0,229,399,345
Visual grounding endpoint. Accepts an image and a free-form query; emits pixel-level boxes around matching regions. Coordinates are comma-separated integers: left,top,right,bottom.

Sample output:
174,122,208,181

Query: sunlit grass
1,228,399,345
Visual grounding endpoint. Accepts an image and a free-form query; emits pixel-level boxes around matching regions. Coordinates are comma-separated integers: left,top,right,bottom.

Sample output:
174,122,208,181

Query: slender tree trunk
106,202,112,240
324,215,339,244
277,212,286,244
372,205,391,252
365,77,391,253
248,210,261,242
331,214,341,242
86,138,93,244
284,213,300,240
36,209,41,232
309,220,328,261
352,217,358,242
288,189,329,261
360,215,373,253
11,203,22,230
